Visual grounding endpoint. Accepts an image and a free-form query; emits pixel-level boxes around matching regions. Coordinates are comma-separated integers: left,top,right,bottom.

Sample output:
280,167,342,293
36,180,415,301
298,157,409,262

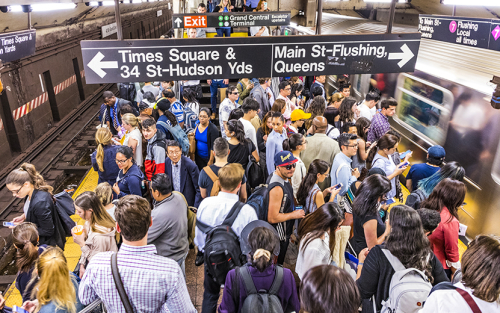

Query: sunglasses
232,92,240,95
283,164,296,170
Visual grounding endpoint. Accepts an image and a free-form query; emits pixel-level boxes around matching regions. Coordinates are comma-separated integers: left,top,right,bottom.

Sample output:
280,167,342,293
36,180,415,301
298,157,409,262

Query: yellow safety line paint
5,169,99,307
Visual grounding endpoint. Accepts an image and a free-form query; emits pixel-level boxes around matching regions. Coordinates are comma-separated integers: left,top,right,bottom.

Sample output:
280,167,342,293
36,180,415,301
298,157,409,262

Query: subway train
288,13,500,238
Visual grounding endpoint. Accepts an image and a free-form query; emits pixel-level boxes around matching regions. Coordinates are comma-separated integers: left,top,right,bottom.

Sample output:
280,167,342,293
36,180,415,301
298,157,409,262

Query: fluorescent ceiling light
442,0,500,5
89,1,116,6
8,5,23,12
364,0,408,2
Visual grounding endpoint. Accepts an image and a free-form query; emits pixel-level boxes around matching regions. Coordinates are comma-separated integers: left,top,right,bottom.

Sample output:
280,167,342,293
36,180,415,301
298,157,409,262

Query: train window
394,74,454,145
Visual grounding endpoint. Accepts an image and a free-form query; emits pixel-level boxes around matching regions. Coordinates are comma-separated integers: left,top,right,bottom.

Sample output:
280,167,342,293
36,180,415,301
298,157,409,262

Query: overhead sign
173,11,291,29
0,29,36,63
419,15,500,51
102,22,118,38
81,33,421,84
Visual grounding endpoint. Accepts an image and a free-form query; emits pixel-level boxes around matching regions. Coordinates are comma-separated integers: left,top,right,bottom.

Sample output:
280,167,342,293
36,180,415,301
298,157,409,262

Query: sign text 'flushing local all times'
81,34,421,84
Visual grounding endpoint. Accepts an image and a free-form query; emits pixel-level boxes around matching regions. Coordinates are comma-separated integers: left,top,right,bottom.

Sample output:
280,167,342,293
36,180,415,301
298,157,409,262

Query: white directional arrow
87,52,118,78
388,44,415,68
174,17,182,28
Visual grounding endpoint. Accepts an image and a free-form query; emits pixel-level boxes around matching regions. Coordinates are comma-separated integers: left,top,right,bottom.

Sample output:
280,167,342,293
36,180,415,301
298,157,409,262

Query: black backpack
196,201,246,286
119,82,136,102
405,189,426,210
232,264,285,313
245,140,265,189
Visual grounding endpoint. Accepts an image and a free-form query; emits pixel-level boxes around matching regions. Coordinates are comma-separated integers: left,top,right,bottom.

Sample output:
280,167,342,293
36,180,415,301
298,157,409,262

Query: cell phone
399,150,412,159
263,1,268,10
400,161,410,167
3,221,15,227
381,198,396,205
294,205,303,211
333,183,342,190
13,306,29,313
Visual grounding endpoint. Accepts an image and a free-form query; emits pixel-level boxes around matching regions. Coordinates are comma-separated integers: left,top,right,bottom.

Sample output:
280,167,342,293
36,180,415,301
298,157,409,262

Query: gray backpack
380,249,432,313
233,264,284,313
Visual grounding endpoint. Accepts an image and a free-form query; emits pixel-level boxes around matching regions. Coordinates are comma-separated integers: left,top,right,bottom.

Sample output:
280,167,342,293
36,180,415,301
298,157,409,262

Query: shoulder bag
111,252,134,313
335,163,353,227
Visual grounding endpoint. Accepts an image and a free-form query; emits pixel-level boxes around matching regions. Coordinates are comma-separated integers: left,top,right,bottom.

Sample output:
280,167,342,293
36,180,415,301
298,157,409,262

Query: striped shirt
79,244,196,313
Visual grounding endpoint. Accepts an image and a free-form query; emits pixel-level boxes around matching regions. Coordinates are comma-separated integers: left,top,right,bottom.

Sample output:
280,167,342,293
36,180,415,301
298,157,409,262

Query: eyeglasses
284,88,291,91
11,185,24,196
283,164,296,170
231,92,240,95
345,144,359,148
322,173,330,177
115,158,130,164
168,150,182,156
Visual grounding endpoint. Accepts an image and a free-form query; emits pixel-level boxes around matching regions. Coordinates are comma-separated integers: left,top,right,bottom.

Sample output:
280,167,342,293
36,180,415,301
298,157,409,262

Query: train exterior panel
289,13,500,237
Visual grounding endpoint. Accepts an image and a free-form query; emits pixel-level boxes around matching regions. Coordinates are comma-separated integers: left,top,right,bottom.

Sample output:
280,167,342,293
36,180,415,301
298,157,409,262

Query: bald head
312,116,327,133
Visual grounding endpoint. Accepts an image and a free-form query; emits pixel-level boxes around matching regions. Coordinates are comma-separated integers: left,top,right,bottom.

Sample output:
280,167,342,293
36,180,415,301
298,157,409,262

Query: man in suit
165,140,202,208
102,90,139,135
250,77,271,119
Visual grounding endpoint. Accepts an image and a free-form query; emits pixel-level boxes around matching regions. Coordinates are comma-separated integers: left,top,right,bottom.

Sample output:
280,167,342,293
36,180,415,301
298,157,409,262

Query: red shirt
428,207,460,269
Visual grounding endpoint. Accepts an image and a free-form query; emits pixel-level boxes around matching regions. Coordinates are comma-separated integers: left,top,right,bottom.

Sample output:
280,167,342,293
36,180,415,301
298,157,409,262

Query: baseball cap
428,145,445,159
274,151,298,167
290,109,311,122
239,220,280,257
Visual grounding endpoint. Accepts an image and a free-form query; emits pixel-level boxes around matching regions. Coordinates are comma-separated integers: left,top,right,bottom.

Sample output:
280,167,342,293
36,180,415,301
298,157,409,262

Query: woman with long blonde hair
121,113,144,167
91,127,120,187
94,182,116,220
6,163,66,249
72,191,118,278
23,247,83,313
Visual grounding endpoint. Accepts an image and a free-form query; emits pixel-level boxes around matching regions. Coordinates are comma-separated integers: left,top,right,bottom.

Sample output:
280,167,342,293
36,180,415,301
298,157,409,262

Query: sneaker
195,250,204,266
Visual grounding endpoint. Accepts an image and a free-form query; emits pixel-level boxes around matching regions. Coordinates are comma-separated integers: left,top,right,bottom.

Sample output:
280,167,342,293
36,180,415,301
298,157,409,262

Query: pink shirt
428,207,460,269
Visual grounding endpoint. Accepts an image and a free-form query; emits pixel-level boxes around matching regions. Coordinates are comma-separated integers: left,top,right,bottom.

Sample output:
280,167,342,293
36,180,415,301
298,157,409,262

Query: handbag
97,107,109,129
245,140,264,189
111,252,135,313
188,125,198,161
335,163,353,226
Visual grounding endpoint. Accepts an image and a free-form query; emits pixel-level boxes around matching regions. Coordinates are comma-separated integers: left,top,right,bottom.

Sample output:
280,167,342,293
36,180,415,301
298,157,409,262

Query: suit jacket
105,98,138,135
250,85,270,119
26,190,66,250
165,156,202,208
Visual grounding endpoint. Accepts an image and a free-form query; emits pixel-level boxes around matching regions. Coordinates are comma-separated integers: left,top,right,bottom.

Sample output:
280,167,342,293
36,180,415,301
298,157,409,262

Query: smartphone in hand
13,306,29,313
400,161,410,167
399,150,412,159
3,221,15,227
381,198,396,205
333,183,342,190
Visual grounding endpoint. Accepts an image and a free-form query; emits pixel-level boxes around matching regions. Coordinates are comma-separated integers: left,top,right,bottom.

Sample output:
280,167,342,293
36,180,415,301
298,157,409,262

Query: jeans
201,263,221,313
209,80,228,114
176,252,188,278
216,28,231,38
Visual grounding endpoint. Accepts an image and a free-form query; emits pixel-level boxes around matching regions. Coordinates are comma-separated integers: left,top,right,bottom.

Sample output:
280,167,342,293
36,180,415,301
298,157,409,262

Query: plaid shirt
367,111,390,143
79,244,196,313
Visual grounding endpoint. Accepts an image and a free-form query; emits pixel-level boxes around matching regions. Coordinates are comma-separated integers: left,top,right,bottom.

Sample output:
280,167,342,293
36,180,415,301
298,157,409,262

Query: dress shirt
195,192,258,252
330,152,357,200
79,244,196,313
367,112,390,143
172,158,181,192
266,129,288,175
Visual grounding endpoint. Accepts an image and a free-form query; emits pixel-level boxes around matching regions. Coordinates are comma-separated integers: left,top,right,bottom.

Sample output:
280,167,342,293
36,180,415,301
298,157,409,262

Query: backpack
380,249,432,313
183,103,199,132
245,141,265,189
119,82,136,102
203,166,222,197
405,189,426,210
196,201,246,286
246,182,283,221
157,121,190,155
232,264,285,313
52,191,77,237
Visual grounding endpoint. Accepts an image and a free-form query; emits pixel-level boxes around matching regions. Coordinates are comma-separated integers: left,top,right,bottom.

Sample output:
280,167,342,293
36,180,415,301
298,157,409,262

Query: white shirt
359,101,376,120
250,26,269,36
186,101,200,115
326,124,340,139
23,198,30,216
277,94,295,120
291,156,306,197
219,98,238,139
296,232,331,280
123,128,143,167
420,282,500,313
239,117,259,154
195,192,258,252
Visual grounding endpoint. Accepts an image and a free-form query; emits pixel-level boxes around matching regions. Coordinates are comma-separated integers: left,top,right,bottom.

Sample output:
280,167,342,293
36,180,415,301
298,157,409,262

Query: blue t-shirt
195,126,209,159
406,163,440,191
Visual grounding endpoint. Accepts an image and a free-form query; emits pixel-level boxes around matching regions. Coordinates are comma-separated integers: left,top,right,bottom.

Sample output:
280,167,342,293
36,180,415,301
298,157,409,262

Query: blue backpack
246,182,283,221
183,103,199,133
157,121,190,156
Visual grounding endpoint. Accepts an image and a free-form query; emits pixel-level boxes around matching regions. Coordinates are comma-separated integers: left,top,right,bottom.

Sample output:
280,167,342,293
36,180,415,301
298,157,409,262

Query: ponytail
248,227,278,273
12,222,40,273
95,128,112,172
366,134,399,167
283,133,303,152
6,163,53,194
122,113,142,132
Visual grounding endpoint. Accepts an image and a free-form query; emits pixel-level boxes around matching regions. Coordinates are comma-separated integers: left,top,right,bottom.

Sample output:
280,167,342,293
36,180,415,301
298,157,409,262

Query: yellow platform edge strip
5,169,99,307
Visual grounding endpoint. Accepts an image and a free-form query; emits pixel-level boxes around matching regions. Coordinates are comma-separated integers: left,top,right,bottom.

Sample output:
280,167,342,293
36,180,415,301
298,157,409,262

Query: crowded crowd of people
2,35,499,313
